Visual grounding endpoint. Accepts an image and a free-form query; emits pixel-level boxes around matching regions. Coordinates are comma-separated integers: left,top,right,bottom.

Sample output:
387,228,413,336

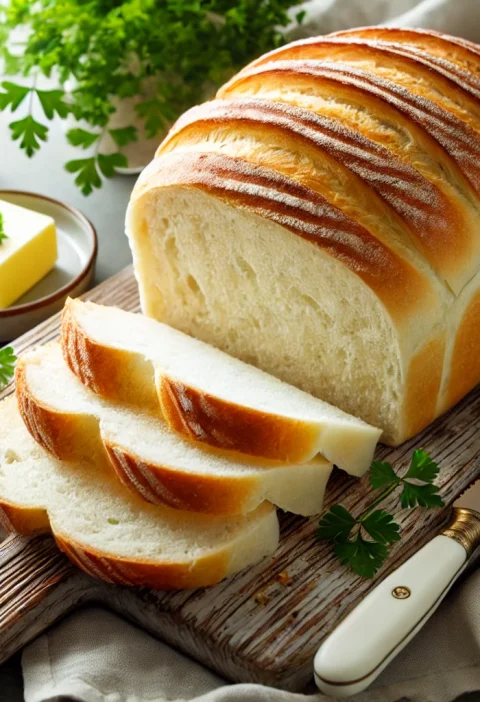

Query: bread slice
62,298,380,476
0,396,279,589
16,344,333,516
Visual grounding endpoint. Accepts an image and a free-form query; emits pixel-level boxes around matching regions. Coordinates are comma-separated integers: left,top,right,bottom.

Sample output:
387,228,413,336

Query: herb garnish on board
317,450,444,578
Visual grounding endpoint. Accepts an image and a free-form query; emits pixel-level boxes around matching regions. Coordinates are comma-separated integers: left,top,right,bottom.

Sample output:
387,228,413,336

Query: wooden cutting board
1,265,480,691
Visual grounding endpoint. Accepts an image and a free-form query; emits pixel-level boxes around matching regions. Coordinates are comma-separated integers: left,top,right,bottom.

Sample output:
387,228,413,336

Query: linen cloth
20,0,480,700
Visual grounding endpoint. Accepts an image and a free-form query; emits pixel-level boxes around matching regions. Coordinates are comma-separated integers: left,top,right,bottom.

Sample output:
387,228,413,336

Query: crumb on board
287,611,300,626
276,570,293,586
253,591,271,606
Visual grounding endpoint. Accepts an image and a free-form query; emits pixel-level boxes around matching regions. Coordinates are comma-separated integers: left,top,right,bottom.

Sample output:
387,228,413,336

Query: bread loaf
62,298,379,476
0,396,279,589
126,27,480,445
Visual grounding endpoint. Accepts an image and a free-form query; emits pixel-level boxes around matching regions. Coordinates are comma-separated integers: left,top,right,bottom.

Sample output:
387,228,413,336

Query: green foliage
109,126,138,147
369,460,401,488
361,510,402,545
0,212,6,244
400,482,444,509
35,89,69,119
10,115,48,156
317,505,356,542
317,450,443,578
66,128,100,149
335,535,389,579
97,152,128,177
404,449,440,483
0,0,302,194
0,81,30,110
65,152,128,194
0,347,16,389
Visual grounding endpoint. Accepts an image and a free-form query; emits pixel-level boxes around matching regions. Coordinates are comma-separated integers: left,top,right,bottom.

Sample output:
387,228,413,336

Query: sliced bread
62,298,380,476
16,345,333,516
0,396,279,589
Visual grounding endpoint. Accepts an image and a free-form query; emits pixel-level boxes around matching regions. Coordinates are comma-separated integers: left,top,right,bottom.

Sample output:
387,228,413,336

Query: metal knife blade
454,478,480,511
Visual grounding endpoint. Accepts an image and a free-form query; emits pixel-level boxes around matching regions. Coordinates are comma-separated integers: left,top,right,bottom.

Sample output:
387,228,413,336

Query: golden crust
245,37,480,112
55,532,232,589
16,353,258,515
62,300,158,411
133,150,432,324
16,360,92,461
19,326,320,515
443,288,480,410
332,29,480,91
64,301,321,464
0,500,50,535
104,441,256,515
401,334,446,443
223,58,480,198
162,95,472,292
333,28,480,75
158,376,319,464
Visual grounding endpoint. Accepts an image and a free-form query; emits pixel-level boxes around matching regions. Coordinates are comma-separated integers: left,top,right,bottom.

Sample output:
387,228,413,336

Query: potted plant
0,0,305,194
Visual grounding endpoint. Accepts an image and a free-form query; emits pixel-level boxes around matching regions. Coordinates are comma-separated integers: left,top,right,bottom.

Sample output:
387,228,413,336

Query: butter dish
0,191,97,342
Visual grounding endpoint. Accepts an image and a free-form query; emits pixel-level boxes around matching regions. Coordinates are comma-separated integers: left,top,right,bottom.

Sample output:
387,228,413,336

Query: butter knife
314,478,480,698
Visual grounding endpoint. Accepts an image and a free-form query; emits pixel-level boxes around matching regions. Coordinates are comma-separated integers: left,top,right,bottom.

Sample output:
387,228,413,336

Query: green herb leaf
400,482,444,509
2,50,23,76
317,504,356,543
0,0,303,194
335,535,388,579
317,449,442,578
0,81,30,111
36,89,69,120
404,449,440,483
65,157,101,196
361,510,401,545
9,115,48,157
108,517,119,525
0,212,6,244
109,126,138,148
66,128,99,149
97,152,128,177
0,347,16,389
369,461,400,489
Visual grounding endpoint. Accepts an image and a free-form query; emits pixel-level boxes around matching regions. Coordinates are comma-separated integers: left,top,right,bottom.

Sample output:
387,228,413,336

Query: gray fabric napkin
22,568,480,702
19,0,480,700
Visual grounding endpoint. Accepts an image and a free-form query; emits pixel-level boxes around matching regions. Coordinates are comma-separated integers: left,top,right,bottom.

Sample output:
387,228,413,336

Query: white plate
0,191,97,343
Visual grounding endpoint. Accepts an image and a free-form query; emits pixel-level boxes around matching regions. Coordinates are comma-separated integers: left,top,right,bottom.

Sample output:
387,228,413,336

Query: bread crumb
277,570,293,586
287,611,299,626
254,591,271,606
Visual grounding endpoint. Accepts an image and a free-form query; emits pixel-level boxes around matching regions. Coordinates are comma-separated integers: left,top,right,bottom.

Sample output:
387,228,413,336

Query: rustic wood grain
1,265,479,690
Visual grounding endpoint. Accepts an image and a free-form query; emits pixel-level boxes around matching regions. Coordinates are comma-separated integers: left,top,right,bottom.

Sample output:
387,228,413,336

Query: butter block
0,200,57,309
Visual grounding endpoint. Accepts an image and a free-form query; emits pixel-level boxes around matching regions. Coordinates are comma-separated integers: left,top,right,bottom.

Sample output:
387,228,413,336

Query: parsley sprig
0,0,305,195
0,212,7,244
0,347,16,389
317,450,444,578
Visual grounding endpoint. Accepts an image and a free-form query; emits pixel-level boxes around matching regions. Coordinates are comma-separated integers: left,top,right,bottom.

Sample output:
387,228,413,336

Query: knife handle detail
314,512,477,699
441,507,480,556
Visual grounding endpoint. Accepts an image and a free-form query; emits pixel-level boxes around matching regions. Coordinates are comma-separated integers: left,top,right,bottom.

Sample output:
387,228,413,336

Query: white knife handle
314,534,467,698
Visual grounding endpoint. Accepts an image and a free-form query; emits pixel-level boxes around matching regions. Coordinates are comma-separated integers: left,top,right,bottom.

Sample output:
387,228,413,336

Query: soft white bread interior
125,29,480,446
0,396,279,589
127,161,444,447
16,344,333,516
62,298,380,477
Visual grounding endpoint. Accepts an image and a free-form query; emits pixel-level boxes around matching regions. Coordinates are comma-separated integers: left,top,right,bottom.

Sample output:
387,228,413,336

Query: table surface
1,110,138,701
